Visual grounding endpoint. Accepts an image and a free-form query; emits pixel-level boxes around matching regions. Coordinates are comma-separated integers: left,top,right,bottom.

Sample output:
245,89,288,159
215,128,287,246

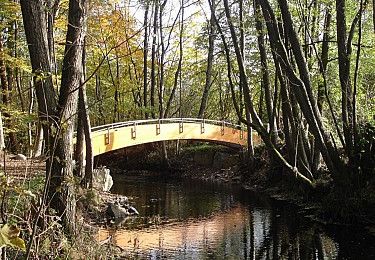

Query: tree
20,0,87,238
197,0,216,119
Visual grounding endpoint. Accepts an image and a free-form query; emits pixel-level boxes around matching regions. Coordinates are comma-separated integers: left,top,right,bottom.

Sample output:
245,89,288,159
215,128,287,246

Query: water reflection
98,174,375,259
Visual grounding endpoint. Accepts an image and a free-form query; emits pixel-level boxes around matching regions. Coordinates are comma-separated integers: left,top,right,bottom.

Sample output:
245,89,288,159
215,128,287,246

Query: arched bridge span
90,118,261,156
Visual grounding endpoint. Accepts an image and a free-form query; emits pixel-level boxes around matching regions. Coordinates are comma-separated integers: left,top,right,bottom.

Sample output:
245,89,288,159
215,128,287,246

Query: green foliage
0,224,26,251
357,123,375,176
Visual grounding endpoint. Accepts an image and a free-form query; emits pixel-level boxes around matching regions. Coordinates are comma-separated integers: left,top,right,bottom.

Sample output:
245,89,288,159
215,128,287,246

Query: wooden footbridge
90,118,261,156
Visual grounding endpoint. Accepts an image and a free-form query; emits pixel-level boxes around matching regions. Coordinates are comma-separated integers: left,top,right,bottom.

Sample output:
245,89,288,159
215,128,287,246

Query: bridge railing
90,118,244,133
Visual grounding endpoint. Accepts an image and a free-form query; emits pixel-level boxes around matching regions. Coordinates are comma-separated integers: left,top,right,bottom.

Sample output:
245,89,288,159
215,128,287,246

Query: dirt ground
0,152,46,182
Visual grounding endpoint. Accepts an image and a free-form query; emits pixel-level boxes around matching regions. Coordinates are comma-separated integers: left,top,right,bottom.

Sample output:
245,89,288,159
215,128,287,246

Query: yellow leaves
0,224,26,251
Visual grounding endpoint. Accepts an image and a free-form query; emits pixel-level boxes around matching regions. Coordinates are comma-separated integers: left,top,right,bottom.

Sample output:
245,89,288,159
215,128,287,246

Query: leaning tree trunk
217,0,314,185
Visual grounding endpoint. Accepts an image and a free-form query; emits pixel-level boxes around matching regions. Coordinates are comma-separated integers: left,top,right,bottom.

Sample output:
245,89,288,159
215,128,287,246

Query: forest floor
1,153,45,182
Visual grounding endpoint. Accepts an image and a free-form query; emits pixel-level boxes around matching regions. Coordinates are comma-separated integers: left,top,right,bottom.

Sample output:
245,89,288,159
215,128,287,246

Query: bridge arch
90,118,261,156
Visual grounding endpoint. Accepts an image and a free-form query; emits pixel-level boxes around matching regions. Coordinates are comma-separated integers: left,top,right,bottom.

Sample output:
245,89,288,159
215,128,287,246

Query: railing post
179,120,184,133
201,119,205,134
131,122,136,139
240,126,244,140
105,127,110,145
221,121,225,136
156,120,161,135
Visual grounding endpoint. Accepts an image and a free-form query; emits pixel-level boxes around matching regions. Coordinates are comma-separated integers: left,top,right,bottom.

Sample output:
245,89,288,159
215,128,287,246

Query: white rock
106,203,139,219
106,203,128,219
92,167,113,192
14,154,27,161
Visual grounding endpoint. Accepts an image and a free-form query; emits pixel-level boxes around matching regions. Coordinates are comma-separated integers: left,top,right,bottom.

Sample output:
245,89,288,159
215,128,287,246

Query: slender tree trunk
313,9,331,173
352,0,365,160
259,0,344,179
150,0,159,119
143,3,149,118
114,51,120,122
14,20,25,111
336,0,354,155
0,112,4,151
158,0,167,119
217,0,314,184
164,1,184,118
254,0,276,143
80,39,93,188
198,0,215,119
0,41,8,107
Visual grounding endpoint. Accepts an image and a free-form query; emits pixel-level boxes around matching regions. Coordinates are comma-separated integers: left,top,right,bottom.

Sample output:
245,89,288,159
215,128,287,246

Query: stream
98,173,375,259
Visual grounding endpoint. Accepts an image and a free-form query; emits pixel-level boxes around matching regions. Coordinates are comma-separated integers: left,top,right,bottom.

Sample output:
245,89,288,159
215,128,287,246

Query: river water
98,173,375,259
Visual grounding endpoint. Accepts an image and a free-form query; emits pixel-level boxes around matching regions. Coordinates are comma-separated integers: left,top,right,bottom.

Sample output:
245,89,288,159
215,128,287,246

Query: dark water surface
98,173,375,259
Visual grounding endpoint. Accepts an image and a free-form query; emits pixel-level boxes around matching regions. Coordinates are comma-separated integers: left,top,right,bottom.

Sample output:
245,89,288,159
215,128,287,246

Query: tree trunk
78,37,93,187
254,0,276,143
198,0,215,119
313,9,331,173
0,112,5,151
336,0,354,155
164,1,184,118
218,0,313,184
143,2,149,118
259,0,344,179
49,0,87,234
20,0,57,156
150,0,159,119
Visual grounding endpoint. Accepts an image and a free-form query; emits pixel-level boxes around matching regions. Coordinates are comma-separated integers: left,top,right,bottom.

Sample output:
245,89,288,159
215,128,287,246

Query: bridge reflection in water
90,118,262,156
98,205,337,259
97,176,350,259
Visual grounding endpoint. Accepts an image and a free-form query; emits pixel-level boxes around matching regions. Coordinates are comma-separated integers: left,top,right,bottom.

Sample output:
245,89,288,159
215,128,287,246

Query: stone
106,203,128,219
106,202,139,219
92,167,113,192
13,154,27,161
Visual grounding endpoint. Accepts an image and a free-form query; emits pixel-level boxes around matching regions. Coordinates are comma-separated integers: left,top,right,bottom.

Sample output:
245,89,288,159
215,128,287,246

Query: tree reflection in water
98,174,375,259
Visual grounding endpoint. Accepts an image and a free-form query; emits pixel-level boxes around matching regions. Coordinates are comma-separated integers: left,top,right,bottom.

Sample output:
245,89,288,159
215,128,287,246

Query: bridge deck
90,119,261,156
